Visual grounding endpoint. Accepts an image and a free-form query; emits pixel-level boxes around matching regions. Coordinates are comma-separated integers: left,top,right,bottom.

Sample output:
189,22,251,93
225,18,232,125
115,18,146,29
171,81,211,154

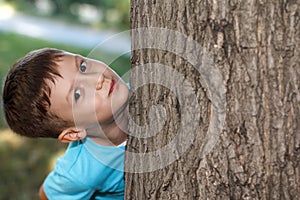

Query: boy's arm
39,184,48,200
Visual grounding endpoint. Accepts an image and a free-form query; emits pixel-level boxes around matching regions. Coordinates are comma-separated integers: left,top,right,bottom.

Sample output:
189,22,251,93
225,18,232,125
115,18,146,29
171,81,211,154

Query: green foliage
5,0,130,30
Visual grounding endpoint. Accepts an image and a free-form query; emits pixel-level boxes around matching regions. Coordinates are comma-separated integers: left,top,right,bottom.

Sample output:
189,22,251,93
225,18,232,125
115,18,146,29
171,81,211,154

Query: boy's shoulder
44,138,125,198
56,138,125,186
81,137,125,173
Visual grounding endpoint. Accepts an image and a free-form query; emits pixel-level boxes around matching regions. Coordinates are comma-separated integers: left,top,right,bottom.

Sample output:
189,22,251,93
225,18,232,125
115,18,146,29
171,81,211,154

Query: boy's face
48,53,129,127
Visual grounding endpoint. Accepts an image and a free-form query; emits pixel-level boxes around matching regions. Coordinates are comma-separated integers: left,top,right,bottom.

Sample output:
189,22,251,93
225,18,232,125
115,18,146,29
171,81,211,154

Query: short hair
2,48,73,138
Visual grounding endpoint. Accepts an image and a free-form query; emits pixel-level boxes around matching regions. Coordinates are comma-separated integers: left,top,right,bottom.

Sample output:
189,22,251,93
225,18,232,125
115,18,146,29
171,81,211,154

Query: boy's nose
95,73,104,90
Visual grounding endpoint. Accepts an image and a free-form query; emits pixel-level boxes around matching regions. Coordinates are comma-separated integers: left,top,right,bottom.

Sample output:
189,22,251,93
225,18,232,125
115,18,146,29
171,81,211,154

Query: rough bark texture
126,0,299,199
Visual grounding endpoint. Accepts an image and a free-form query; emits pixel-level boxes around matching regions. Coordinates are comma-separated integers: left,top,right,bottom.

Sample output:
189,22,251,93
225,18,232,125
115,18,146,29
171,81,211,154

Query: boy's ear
58,127,87,143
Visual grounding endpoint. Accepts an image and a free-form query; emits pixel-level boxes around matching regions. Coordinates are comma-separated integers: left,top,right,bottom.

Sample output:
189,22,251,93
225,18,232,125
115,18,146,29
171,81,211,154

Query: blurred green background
0,0,130,199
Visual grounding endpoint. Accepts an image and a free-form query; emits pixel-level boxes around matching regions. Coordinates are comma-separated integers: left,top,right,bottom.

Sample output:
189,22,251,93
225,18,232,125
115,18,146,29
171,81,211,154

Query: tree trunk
126,0,300,199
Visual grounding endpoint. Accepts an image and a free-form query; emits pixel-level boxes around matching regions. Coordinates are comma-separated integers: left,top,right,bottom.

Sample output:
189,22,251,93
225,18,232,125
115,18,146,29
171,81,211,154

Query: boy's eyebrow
66,55,79,104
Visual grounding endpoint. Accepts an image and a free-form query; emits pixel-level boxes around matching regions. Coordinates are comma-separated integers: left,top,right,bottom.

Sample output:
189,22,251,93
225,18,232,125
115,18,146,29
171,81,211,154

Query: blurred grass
0,31,130,200
0,130,67,200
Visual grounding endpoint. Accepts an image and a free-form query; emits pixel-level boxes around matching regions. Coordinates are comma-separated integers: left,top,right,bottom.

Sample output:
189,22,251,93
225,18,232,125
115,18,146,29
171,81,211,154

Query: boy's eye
80,61,87,72
74,89,81,101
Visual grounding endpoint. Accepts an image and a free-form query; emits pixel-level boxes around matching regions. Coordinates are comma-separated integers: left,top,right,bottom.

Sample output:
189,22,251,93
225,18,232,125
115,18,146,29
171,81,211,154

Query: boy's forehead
56,52,80,65
60,52,76,60
62,51,76,56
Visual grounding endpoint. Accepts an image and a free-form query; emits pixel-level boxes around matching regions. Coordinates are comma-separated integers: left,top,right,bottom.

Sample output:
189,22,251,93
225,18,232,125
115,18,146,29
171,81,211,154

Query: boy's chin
113,98,129,119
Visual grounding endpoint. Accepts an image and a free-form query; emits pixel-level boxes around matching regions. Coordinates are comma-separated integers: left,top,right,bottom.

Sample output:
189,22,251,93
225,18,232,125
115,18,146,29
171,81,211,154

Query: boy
2,48,129,200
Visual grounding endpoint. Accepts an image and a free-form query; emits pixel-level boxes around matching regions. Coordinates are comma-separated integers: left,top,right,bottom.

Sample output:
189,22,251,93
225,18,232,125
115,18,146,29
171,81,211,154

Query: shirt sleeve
43,160,94,200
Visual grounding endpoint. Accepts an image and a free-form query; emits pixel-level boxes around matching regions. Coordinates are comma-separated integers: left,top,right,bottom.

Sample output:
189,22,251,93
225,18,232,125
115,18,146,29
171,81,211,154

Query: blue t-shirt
43,137,125,200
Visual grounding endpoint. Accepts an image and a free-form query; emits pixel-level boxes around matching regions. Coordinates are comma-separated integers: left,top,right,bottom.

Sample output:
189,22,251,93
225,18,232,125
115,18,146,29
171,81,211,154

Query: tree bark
126,0,300,199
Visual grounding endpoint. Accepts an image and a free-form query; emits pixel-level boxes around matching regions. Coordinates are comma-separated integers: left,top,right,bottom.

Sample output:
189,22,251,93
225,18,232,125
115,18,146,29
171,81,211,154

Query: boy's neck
86,111,128,146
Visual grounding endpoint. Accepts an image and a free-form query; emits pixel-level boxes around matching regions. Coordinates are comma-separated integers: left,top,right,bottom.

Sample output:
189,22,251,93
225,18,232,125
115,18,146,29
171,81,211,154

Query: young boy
2,48,129,200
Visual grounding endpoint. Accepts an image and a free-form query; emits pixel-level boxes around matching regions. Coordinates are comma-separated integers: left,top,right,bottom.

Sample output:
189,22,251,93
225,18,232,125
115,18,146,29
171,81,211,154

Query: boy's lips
109,79,115,95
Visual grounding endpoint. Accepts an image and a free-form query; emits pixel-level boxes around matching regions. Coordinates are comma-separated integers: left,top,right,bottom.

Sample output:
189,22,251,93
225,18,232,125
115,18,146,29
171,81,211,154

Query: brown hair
2,48,73,138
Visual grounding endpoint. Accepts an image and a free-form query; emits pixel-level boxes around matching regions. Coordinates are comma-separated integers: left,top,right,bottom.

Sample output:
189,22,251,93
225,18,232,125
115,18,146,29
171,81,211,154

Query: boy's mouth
109,79,115,95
